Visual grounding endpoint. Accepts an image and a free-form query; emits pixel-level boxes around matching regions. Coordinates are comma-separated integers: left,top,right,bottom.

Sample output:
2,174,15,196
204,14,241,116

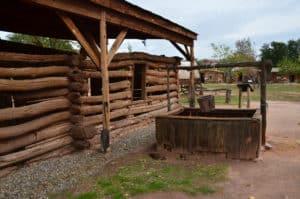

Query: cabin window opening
90,78,102,96
133,65,146,101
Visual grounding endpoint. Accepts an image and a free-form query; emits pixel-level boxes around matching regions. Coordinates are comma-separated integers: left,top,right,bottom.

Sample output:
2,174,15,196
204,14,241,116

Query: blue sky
1,0,300,59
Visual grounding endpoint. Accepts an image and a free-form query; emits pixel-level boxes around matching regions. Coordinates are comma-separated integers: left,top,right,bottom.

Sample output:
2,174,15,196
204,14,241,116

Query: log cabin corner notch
0,0,197,168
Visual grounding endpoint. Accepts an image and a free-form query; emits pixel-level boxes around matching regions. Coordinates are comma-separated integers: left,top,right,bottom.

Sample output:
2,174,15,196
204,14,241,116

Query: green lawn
50,156,227,199
181,83,300,106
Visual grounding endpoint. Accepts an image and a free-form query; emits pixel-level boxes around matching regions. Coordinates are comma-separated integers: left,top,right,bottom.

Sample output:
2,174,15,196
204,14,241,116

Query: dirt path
136,101,300,199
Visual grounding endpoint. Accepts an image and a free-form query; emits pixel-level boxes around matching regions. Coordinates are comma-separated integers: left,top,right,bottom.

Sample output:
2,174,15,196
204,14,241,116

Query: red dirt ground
134,101,300,199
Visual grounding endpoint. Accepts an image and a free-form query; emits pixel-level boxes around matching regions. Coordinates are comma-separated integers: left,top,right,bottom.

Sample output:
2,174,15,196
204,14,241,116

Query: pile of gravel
0,124,155,199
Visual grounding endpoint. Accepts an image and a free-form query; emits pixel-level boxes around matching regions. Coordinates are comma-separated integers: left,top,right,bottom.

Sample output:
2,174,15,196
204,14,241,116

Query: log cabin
0,0,197,171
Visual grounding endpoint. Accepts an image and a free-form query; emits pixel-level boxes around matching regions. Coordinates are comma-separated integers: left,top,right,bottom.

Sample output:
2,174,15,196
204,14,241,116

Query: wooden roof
0,0,197,46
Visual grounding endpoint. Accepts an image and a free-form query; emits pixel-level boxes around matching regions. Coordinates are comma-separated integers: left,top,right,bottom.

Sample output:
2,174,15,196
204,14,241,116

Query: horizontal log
146,84,177,93
83,70,132,78
0,66,70,78
79,100,131,116
13,88,69,101
83,108,129,126
146,75,177,85
0,77,69,91
148,91,178,100
25,134,68,149
136,103,181,119
146,69,176,77
109,80,131,91
27,144,75,164
0,136,73,168
0,122,72,154
0,98,70,122
129,98,178,115
80,91,131,104
0,52,69,63
0,111,71,139
176,60,272,70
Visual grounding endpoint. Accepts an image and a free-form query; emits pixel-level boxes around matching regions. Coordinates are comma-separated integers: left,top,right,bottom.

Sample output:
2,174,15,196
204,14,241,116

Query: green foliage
75,192,97,199
6,33,77,52
278,58,300,75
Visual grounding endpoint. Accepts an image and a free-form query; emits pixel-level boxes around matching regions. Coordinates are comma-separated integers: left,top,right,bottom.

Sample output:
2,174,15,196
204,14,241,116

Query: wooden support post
58,12,100,66
189,45,195,107
260,67,267,146
238,88,242,108
167,66,171,111
247,87,250,108
100,10,110,152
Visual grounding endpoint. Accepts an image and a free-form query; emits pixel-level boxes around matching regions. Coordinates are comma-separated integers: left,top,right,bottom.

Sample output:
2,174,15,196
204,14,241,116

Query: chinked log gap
174,60,272,146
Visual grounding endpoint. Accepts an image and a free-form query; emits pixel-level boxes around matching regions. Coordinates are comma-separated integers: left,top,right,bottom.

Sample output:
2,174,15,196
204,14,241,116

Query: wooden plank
167,67,171,111
0,98,70,122
100,10,110,152
0,66,70,78
107,29,128,65
148,91,178,101
0,77,69,91
58,12,100,67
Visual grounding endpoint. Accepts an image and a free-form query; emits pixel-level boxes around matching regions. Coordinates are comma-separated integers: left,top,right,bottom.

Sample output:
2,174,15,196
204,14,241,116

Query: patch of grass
75,192,97,199
180,83,300,106
91,158,227,198
198,185,215,194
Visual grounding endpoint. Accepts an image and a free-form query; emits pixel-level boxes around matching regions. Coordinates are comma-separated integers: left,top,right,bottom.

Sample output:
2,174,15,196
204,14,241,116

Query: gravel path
0,124,155,199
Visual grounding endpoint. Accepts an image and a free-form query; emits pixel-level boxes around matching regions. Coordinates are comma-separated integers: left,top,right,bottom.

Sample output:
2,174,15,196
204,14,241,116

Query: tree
210,38,257,82
260,41,288,66
6,33,77,52
234,38,256,61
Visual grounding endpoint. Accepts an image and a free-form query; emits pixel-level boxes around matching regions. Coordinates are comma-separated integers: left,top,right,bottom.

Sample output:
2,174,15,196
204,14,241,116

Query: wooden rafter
170,41,189,60
107,29,128,65
58,12,100,66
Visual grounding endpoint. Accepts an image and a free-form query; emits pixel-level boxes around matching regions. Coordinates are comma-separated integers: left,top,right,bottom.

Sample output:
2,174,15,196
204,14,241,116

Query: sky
1,0,300,60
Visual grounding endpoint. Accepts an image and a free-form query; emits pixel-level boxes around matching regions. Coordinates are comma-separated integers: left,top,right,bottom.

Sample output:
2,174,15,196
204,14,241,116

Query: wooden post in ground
238,88,242,108
260,67,267,146
100,10,110,152
167,66,171,111
247,87,250,108
189,44,195,107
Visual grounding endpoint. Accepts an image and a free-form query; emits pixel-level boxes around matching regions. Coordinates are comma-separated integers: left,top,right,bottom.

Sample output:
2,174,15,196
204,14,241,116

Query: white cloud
225,13,300,40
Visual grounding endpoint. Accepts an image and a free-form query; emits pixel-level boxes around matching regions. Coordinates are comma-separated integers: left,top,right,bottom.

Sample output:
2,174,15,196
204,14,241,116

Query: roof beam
89,0,197,39
58,12,100,67
25,0,194,46
107,29,127,65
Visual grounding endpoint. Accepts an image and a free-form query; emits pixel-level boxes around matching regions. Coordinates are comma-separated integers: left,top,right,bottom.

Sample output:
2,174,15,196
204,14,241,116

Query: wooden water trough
156,108,261,160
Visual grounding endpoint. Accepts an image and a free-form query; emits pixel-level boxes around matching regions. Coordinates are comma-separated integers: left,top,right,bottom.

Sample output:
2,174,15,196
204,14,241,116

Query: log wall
0,49,182,173
0,51,76,170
